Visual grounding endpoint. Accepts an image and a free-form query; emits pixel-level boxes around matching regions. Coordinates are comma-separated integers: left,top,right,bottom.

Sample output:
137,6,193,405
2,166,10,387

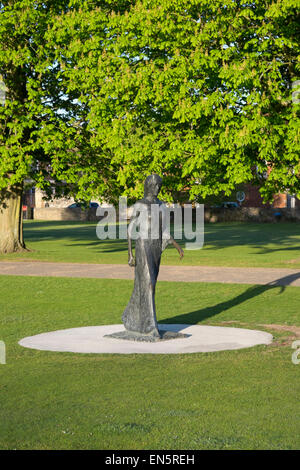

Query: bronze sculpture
123,174,183,339
106,174,185,342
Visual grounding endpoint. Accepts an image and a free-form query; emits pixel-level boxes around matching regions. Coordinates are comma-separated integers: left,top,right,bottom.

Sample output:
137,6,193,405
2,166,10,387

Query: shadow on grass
23,221,182,254
163,271,300,325
24,221,129,252
23,221,300,258
203,222,300,256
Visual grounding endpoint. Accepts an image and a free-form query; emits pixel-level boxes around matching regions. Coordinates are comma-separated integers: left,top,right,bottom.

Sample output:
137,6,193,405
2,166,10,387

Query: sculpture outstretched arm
170,236,184,260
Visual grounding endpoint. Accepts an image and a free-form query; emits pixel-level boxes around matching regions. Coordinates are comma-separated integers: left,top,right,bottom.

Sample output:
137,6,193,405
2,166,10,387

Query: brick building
242,183,300,209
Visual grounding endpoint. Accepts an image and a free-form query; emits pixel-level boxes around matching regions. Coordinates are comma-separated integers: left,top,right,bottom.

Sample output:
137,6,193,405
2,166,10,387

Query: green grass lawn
1,220,300,268
0,275,299,450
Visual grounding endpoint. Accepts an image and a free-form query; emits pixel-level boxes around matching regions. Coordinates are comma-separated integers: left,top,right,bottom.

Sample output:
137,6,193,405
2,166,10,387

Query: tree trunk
0,184,27,253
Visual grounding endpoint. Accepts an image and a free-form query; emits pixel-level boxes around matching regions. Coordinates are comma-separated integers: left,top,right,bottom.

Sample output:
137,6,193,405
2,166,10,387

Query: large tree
0,0,125,253
51,0,299,201
1,0,299,253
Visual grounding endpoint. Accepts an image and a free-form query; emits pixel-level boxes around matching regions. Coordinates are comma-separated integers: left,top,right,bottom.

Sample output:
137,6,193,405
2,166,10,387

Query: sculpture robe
122,200,171,336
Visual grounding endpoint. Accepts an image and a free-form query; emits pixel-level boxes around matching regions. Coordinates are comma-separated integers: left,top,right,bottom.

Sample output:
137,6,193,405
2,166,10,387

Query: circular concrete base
18,324,272,354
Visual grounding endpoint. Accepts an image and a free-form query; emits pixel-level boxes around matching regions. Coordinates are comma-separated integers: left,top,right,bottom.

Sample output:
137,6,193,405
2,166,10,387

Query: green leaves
0,0,299,203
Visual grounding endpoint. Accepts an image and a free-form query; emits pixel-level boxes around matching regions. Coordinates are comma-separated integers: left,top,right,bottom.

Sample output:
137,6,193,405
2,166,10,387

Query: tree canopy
0,0,299,207
0,0,124,204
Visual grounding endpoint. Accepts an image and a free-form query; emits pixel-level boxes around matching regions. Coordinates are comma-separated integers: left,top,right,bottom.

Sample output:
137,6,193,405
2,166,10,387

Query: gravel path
1,261,300,286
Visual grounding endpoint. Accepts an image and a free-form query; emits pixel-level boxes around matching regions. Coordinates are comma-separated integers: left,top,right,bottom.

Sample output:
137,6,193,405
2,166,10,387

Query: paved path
1,261,300,286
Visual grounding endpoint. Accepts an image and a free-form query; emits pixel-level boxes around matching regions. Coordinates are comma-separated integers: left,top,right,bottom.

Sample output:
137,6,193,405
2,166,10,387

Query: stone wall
34,207,102,221
204,207,300,223
34,205,133,221
34,205,300,223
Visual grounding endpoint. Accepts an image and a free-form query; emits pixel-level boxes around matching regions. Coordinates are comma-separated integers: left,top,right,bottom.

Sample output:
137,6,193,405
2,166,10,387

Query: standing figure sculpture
121,174,184,340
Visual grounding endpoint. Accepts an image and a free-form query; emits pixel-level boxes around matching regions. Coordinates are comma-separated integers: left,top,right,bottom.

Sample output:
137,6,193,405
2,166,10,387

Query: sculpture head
144,174,162,199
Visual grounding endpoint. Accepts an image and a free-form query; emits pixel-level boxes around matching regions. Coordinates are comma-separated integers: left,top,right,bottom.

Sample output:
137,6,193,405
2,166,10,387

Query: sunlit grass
0,275,299,450
1,220,300,268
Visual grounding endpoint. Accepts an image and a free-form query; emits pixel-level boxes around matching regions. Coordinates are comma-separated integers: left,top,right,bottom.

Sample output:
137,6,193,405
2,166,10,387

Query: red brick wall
242,184,291,208
273,193,287,208
242,184,268,208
